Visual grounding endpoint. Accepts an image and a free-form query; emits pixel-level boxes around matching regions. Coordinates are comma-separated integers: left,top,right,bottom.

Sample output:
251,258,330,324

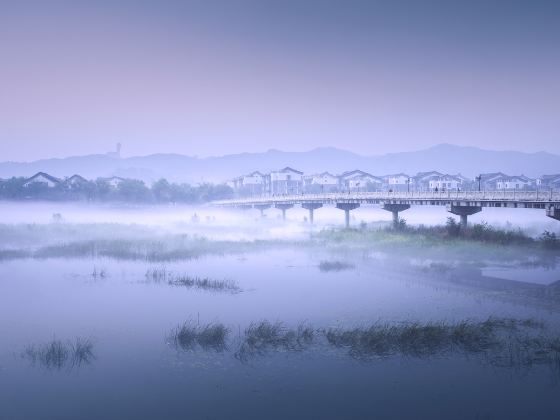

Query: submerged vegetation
22,338,95,370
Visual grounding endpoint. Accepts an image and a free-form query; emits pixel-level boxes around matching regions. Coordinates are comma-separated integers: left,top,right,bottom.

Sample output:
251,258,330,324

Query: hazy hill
0,144,558,183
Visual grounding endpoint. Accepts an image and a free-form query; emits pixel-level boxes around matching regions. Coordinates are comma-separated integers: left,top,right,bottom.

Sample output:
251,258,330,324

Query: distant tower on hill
108,143,122,158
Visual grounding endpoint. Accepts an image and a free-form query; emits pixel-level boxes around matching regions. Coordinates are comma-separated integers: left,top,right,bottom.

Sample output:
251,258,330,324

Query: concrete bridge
213,191,560,228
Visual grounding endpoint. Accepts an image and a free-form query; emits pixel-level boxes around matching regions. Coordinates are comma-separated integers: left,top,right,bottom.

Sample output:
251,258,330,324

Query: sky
0,0,559,161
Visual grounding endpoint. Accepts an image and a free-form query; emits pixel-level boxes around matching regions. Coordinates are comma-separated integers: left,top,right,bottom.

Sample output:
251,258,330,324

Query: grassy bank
0,219,558,262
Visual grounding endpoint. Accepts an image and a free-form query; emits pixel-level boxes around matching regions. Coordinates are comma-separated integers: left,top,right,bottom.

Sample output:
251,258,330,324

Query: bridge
213,191,560,228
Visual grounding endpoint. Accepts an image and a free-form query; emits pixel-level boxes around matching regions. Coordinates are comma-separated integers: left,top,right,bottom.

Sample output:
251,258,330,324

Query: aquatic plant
22,338,95,370
235,321,314,362
170,322,229,352
325,317,545,360
168,276,241,292
145,268,241,292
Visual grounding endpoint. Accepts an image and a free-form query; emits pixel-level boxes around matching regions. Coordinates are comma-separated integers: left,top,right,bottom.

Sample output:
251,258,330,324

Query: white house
339,170,383,192
303,172,340,193
383,173,411,192
428,174,463,191
413,171,445,191
231,171,265,196
538,174,560,190
478,172,508,190
495,175,534,190
22,172,61,188
266,167,303,195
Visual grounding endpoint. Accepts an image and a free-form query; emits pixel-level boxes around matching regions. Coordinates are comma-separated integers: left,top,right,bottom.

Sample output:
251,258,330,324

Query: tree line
0,177,234,203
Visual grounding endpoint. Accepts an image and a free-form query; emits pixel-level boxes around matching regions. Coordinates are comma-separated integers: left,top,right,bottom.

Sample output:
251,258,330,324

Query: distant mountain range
1,144,558,183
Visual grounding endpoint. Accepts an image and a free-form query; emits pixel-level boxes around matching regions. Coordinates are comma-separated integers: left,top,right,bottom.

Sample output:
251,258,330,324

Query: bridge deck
214,191,560,209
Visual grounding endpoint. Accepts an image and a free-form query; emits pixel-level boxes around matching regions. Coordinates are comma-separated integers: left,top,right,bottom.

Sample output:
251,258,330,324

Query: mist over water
1,201,560,420
0,201,557,238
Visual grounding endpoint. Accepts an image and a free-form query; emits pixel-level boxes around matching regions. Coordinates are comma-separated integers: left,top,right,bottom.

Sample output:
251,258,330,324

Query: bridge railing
213,190,560,206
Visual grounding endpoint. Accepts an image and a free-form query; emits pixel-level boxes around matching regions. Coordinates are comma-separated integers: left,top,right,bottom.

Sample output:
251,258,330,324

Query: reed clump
145,267,241,292
235,321,314,362
22,337,95,370
325,317,545,360
170,322,229,352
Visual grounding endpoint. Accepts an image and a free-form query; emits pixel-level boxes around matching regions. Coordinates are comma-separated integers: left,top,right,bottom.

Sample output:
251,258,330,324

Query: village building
265,167,303,195
382,173,411,192
22,172,61,188
477,172,509,190
495,175,535,190
64,174,89,189
454,174,473,190
230,171,265,196
303,172,340,193
428,174,463,191
412,171,445,191
537,174,560,190
339,170,383,192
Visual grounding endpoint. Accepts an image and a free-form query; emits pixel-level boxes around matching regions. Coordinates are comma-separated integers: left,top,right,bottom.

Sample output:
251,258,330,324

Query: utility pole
475,175,482,192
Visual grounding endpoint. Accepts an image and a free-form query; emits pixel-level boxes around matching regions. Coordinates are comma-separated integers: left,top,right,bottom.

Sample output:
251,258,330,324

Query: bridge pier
546,204,560,221
301,203,323,224
447,204,482,227
336,203,360,228
254,204,271,217
275,203,294,221
382,204,411,227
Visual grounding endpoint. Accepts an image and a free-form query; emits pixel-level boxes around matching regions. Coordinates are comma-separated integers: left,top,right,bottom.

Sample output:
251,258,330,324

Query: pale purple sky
0,0,559,161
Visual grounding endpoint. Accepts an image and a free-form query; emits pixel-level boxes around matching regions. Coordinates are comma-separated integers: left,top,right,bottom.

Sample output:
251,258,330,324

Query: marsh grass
324,317,546,360
26,236,282,262
145,267,241,292
235,321,314,362
167,317,559,371
22,338,95,370
312,225,558,260
318,261,355,272
170,322,229,352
